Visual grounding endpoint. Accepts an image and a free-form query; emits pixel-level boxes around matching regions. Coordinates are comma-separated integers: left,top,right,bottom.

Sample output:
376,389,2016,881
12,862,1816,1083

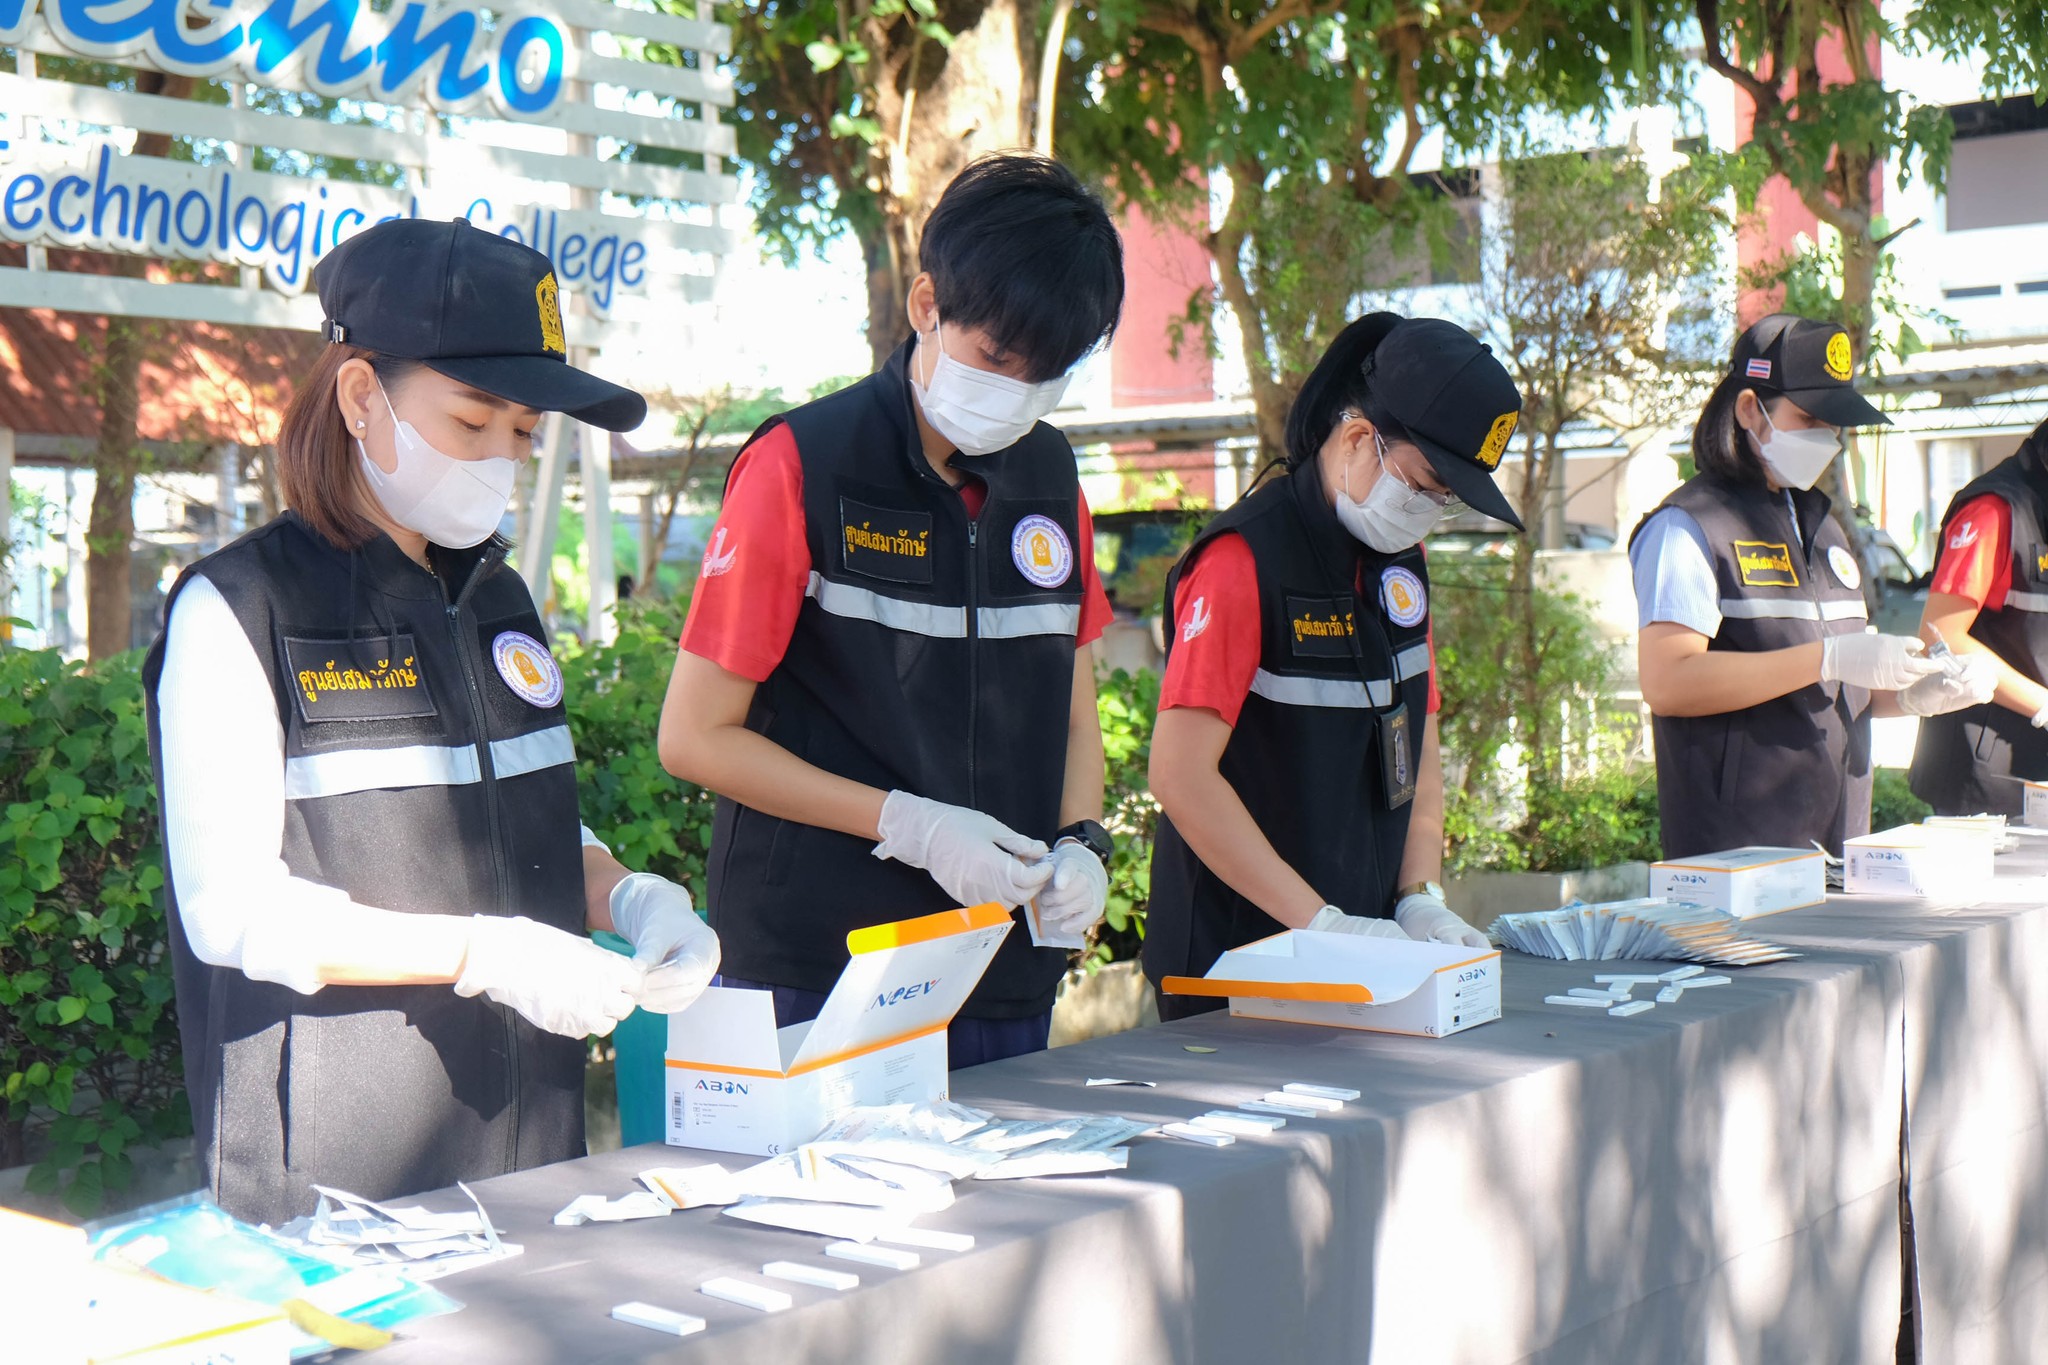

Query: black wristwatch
1054,819,1114,862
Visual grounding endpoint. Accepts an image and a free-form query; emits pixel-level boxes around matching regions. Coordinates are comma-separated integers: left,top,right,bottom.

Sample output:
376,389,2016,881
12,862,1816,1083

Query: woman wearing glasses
1142,314,1518,1018
1628,313,1992,859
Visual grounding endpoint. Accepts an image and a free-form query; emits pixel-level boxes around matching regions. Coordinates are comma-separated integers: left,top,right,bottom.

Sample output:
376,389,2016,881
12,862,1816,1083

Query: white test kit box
2023,781,2048,830
1844,823,1995,898
665,903,1011,1156
1649,846,1826,919
1160,930,1502,1038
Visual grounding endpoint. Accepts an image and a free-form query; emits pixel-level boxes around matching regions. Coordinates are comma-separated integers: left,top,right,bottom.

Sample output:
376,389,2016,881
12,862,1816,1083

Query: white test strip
1660,964,1707,982
1656,986,1684,1004
1264,1090,1342,1112
877,1227,975,1252
1608,1000,1655,1018
826,1241,921,1270
699,1278,793,1313
1687,975,1732,988
1569,986,1628,1000
1162,1122,1235,1146
1594,974,1664,984
1241,1099,1322,1119
763,1261,860,1291
611,1302,707,1336
1283,1083,1361,1102
1194,1111,1284,1135
1544,994,1613,1008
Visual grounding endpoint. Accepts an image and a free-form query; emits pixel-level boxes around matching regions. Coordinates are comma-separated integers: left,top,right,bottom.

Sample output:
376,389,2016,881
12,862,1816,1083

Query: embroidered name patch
1011,514,1074,589
840,498,935,584
492,630,564,708
282,634,436,723
1733,540,1799,588
1827,545,1862,590
1287,595,1356,658
1381,566,1428,627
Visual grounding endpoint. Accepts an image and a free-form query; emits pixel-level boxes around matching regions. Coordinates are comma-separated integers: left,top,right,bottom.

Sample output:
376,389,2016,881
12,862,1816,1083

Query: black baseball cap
1730,313,1888,429
313,218,647,432
1370,318,1526,530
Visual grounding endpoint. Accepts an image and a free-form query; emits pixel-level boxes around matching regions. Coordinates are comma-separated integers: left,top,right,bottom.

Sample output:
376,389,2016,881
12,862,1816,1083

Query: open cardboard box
665,903,1012,1155
1162,929,1502,1038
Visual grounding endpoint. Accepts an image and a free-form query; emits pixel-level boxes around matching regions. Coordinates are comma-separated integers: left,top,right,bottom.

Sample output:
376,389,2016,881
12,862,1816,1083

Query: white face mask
1335,432,1449,553
911,322,1072,456
356,383,520,550
1750,404,1842,491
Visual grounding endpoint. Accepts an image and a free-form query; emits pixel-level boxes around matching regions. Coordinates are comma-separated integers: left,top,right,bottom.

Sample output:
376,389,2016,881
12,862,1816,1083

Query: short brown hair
275,344,421,548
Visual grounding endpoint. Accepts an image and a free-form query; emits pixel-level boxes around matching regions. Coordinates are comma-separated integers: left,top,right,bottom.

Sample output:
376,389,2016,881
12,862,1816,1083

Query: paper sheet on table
721,1197,918,1243
554,1192,675,1226
732,1149,956,1213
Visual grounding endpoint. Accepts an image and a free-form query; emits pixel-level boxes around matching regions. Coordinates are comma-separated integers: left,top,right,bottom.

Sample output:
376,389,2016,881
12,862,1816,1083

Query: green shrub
1091,666,1161,967
0,646,187,1215
1445,765,1661,875
1871,767,1930,830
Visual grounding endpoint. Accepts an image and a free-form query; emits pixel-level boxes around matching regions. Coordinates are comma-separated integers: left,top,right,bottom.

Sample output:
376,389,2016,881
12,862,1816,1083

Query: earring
355,419,366,429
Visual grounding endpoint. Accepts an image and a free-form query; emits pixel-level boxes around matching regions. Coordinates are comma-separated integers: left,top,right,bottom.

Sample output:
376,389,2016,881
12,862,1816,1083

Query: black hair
1282,312,1409,471
918,153,1125,383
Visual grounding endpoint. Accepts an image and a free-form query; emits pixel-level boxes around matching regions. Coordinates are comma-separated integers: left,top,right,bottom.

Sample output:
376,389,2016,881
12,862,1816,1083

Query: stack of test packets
1489,896,1798,968
274,1182,519,1280
1543,964,1732,1018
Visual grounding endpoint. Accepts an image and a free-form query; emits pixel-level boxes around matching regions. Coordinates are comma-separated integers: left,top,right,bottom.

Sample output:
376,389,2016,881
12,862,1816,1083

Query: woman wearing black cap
1629,313,1993,859
1143,314,1514,1018
142,218,720,1225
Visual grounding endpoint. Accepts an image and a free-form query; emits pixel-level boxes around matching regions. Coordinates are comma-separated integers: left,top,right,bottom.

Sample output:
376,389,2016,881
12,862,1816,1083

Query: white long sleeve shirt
156,575,604,995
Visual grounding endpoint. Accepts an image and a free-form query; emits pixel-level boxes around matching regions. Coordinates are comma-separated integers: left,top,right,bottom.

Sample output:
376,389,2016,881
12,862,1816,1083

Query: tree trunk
861,0,1031,371
84,71,192,660
1212,167,1290,468
1808,144,1881,610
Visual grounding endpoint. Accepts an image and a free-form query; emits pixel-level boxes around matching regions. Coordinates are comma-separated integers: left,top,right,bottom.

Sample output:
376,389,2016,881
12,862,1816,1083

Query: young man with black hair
658,153,1125,1065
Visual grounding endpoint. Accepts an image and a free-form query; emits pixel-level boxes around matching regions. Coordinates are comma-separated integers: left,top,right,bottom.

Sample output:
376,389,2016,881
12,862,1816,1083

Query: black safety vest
141,513,587,1226
1142,465,1434,990
1630,477,1872,858
1910,430,2048,815
707,338,1081,1018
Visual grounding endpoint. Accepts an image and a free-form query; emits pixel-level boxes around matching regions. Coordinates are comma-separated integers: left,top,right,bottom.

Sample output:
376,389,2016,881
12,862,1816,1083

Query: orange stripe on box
663,1057,787,1079
1160,976,1376,1004
845,902,1012,955
665,1021,952,1081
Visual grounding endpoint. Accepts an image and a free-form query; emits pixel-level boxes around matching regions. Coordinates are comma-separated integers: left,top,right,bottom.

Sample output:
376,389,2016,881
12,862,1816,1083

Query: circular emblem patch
492,630,563,708
1828,545,1862,591
1011,515,1074,589
1824,331,1853,382
1381,566,1428,627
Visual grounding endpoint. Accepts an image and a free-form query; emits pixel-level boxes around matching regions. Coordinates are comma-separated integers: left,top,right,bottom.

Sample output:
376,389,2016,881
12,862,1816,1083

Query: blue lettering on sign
27,0,568,120
693,1079,749,1096
869,980,942,1011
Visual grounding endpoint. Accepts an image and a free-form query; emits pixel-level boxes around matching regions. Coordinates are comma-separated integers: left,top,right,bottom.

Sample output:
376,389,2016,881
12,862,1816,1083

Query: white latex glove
1305,905,1409,940
1038,840,1109,938
2033,703,2048,730
1896,654,1998,717
1393,893,1491,949
872,790,1054,910
1819,632,1943,692
454,915,643,1039
608,873,721,1014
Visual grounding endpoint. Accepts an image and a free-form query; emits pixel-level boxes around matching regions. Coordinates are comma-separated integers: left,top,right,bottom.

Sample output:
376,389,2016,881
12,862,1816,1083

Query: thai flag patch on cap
1745,359,1773,379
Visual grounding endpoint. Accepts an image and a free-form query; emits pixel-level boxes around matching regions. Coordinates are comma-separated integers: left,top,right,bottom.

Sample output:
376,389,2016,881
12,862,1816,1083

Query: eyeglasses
1374,432,1464,513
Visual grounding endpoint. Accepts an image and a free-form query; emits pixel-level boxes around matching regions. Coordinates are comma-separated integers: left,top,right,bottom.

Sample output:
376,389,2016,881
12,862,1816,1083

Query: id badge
1379,701,1416,810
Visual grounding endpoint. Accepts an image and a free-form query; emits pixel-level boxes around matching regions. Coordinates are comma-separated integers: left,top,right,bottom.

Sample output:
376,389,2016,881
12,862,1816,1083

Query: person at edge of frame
1143,313,1516,1021
142,218,720,1226
1910,416,2048,817
656,153,1125,1066
1629,313,1994,860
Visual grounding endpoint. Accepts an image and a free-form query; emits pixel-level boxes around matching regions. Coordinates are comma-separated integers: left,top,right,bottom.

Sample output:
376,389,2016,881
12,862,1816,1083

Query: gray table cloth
366,849,2048,1365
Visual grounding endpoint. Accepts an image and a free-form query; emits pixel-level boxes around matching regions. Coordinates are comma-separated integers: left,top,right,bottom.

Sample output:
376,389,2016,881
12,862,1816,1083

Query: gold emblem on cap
1824,331,1852,382
1475,410,1518,471
536,273,566,356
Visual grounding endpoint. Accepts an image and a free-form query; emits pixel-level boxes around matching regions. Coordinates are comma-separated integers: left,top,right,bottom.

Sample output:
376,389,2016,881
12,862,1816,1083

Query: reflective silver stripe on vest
1393,641,1432,682
1249,669,1395,709
2005,589,2048,613
977,601,1081,639
284,742,481,801
1718,597,1868,622
491,724,576,779
807,572,966,638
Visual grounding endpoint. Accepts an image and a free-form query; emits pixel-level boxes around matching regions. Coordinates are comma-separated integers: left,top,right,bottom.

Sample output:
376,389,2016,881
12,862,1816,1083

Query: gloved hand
455,915,643,1039
872,790,1054,910
1037,840,1109,938
1896,653,1998,717
2033,703,2048,730
1819,632,1943,692
1393,892,1491,948
608,873,721,1013
1306,905,1409,939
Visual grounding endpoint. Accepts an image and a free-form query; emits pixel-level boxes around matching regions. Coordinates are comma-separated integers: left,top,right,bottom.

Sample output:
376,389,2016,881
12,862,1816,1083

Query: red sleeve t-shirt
1927,494,2014,610
1159,531,1441,727
679,423,1114,681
